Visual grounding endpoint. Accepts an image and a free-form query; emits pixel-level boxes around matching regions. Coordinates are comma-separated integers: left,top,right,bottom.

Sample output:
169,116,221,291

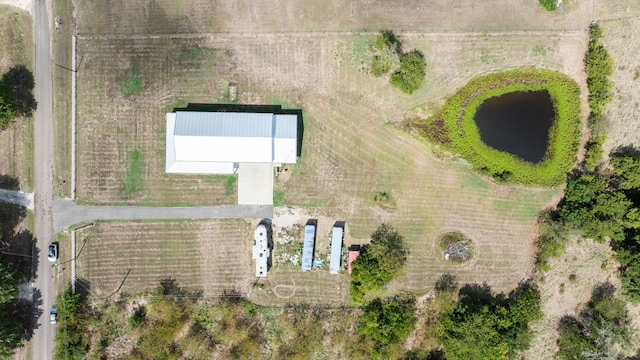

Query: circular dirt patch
438,232,475,263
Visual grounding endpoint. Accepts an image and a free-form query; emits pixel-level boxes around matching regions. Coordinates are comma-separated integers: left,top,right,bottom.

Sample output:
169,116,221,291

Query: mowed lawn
71,29,584,299
75,219,255,298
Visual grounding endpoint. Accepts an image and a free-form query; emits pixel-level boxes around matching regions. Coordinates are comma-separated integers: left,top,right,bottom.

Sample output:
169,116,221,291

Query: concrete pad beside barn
237,163,274,205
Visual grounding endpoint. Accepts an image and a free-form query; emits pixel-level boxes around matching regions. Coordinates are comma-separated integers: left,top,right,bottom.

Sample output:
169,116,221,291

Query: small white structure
301,224,316,272
252,224,270,277
329,225,344,274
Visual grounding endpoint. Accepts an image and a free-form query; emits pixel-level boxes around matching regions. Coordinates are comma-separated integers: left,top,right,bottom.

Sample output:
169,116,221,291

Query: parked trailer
329,226,344,274
252,224,270,277
301,224,316,272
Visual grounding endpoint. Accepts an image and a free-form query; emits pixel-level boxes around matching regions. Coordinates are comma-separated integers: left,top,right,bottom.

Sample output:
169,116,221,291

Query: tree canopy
0,65,36,129
439,281,542,360
369,30,426,94
358,294,416,349
350,223,407,302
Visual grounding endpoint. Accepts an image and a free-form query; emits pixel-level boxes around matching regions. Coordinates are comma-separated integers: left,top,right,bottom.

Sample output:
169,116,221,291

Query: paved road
32,0,55,358
53,199,273,232
0,191,272,232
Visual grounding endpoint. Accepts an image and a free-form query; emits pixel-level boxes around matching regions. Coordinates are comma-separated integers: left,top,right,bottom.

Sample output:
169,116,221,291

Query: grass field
52,0,75,197
74,219,255,298
600,17,640,155
72,0,640,35
0,6,33,191
74,36,241,205
71,28,583,295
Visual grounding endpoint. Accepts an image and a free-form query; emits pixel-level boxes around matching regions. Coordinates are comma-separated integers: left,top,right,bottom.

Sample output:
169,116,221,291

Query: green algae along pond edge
411,68,582,187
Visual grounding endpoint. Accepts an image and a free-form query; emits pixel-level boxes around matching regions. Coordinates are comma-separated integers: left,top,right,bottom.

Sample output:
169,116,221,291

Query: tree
358,294,416,348
390,50,426,94
350,223,407,302
0,94,18,129
0,263,21,357
439,282,541,360
1,65,36,117
54,287,91,360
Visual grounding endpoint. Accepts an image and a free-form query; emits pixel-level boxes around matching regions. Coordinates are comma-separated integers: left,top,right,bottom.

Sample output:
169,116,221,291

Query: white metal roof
175,112,274,137
166,111,298,174
301,224,316,272
329,226,344,274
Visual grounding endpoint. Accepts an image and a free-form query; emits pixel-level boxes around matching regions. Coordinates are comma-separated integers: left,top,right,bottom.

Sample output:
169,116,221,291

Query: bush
539,0,557,11
374,191,396,209
390,50,426,94
535,215,569,272
412,68,582,186
585,23,614,125
583,134,606,171
556,283,630,359
369,30,426,94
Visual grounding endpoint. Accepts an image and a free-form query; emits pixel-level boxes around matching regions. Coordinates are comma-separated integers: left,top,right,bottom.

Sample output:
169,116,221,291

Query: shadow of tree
0,202,34,279
1,65,36,117
0,175,20,190
159,277,202,300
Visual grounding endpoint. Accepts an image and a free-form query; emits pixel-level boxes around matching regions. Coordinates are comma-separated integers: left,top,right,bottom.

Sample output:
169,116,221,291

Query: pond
474,90,555,163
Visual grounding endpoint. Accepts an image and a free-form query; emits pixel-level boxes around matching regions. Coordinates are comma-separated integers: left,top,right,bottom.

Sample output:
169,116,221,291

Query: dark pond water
474,91,555,163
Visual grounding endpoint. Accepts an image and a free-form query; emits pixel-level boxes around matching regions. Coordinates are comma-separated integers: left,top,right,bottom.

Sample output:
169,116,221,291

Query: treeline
537,150,640,301
0,201,36,358
585,23,614,127
53,276,544,360
533,21,638,358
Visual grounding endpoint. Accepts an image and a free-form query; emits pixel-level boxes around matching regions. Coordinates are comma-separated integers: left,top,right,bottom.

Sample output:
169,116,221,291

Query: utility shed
301,224,316,272
347,245,361,274
329,226,344,274
252,224,270,277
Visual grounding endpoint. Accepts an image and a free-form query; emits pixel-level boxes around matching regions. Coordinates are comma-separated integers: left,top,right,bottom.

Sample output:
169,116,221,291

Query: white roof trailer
252,225,270,277
329,226,344,274
301,224,316,272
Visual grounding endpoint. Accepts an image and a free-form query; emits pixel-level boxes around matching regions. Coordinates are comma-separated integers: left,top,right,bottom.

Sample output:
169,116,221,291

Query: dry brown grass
0,6,33,191
72,0,640,35
74,219,255,298
75,37,238,205
521,237,631,359
600,17,640,155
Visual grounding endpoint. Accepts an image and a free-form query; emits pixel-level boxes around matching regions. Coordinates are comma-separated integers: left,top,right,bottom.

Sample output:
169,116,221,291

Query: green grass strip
123,149,144,198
